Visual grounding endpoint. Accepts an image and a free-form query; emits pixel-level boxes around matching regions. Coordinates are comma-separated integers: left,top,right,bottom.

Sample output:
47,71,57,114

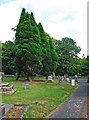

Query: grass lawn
3,76,46,82
2,76,78,118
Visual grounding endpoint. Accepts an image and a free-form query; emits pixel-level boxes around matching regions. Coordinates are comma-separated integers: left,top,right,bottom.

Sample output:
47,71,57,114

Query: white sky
0,0,88,57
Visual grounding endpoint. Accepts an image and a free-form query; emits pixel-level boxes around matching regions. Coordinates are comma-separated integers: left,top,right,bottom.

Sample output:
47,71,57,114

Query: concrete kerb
2,104,30,119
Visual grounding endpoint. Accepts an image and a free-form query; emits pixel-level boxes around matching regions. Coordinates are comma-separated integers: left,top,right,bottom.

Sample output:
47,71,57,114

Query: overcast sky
0,0,88,57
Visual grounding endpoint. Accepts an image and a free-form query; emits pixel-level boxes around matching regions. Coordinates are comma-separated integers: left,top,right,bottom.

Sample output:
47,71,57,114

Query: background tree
2,41,15,75
0,42,2,72
78,56,89,76
55,37,81,76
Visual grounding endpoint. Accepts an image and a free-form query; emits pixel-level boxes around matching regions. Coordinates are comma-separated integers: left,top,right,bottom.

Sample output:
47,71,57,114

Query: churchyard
1,75,77,118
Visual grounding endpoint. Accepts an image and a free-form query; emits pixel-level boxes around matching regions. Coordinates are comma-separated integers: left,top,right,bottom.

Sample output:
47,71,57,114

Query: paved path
48,81,88,119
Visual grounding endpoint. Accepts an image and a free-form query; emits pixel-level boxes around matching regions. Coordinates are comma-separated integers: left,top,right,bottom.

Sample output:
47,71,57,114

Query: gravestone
24,84,30,89
48,76,53,82
71,79,75,86
0,76,2,83
57,76,62,84
52,72,56,79
66,78,70,82
0,72,4,82
53,72,55,77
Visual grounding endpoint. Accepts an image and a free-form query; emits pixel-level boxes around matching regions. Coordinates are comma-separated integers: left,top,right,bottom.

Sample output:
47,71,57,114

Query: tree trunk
28,76,34,82
46,76,48,82
46,76,48,80
16,72,20,80
31,76,34,81
16,73,20,80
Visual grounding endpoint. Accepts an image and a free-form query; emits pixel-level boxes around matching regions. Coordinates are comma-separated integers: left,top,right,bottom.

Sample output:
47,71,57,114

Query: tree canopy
55,37,81,76
15,8,42,80
2,41,15,75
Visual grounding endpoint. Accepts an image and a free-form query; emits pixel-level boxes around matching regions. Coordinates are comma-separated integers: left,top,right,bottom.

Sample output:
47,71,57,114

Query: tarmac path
47,80,88,119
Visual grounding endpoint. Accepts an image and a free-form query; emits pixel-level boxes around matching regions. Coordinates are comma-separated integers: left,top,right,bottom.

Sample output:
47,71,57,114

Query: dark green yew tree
49,38,58,73
15,8,42,80
38,23,51,77
38,23,58,78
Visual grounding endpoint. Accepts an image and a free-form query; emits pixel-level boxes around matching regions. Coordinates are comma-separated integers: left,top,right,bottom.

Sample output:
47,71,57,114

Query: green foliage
2,41,15,74
0,42,2,71
62,37,81,56
38,23,51,76
38,23,58,77
77,56,89,76
55,37,81,76
15,8,42,80
49,38,58,72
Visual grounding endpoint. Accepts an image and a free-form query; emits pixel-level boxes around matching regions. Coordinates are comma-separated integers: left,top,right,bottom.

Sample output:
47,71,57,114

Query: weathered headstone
57,76,62,84
48,76,53,82
52,72,56,79
48,76,52,80
0,76,2,83
66,78,70,82
0,72,4,82
71,79,75,86
24,84,30,89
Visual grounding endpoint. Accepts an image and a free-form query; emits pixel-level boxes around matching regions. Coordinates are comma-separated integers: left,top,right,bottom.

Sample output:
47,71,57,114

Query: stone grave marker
0,76,2,83
48,76,53,82
24,84,30,89
0,72,4,82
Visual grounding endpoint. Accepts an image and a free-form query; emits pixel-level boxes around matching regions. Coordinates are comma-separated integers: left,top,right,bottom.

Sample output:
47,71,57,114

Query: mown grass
3,76,46,82
3,76,16,82
2,76,77,118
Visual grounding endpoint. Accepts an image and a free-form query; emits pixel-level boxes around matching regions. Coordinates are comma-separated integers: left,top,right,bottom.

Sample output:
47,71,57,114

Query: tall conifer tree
38,23,51,78
38,23,58,78
15,8,42,80
49,38,58,73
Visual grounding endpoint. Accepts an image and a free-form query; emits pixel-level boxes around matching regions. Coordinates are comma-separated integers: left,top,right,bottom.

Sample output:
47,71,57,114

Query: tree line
2,8,89,80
